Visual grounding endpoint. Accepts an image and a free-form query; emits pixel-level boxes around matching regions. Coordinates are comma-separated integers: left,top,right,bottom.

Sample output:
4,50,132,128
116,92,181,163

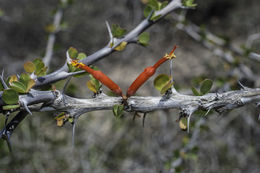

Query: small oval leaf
3,104,20,110
200,79,213,95
111,24,126,38
10,81,27,93
138,32,150,46
154,74,171,92
26,79,36,92
160,81,174,94
68,47,78,59
86,80,98,93
2,89,19,105
24,61,36,73
191,86,200,96
89,75,102,91
20,73,31,85
33,58,47,76
77,52,87,60
8,75,18,85
114,41,127,51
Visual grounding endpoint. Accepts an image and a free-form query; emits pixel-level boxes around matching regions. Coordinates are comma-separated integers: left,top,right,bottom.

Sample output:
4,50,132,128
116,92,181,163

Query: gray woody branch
48,88,260,117
1,86,260,139
34,0,183,88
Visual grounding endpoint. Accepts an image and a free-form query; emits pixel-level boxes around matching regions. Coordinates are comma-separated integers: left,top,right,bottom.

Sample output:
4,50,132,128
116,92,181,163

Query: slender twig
43,8,63,68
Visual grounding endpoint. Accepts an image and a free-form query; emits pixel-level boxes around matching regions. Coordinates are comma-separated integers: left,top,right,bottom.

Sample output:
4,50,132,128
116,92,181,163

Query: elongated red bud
126,45,177,98
71,61,123,97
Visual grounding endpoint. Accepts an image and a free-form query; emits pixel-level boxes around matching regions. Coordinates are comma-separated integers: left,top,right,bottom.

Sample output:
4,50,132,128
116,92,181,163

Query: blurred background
0,0,260,172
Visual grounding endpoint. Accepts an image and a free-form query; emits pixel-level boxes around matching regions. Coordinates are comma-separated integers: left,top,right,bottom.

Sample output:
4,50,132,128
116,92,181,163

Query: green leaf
20,73,31,85
183,0,197,7
2,89,19,105
86,80,98,93
19,73,35,92
76,52,87,60
33,58,47,76
151,14,161,21
160,81,174,94
191,86,200,96
114,41,127,51
10,81,27,94
138,32,150,46
33,58,44,71
113,104,124,118
143,5,153,18
36,66,48,77
7,75,18,85
68,47,78,59
26,79,36,92
148,0,159,10
55,112,66,120
3,104,20,110
160,1,169,9
153,74,171,93
89,75,102,91
111,24,126,38
23,61,36,73
200,79,213,95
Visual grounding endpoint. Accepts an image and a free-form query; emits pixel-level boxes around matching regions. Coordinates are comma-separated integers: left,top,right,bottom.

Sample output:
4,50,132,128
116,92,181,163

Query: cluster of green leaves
66,47,102,93
67,47,87,73
191,79,213,96
153,74,174,94
112,104,124,118
1,59,48,109
24,58,47,77
143,0,168,21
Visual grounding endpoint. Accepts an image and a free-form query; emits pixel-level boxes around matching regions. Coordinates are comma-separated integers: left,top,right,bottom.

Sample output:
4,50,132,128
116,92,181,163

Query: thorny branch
34,0,183,87
1,0,260,147
1,86,260,140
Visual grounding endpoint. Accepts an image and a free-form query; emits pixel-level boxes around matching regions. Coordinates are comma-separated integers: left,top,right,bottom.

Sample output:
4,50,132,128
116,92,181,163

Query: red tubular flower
126,45,177,98
72,61,123,97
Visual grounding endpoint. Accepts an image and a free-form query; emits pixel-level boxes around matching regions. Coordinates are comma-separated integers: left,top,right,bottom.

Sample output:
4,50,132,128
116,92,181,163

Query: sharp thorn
187,114,191,133
237,80,250,90
204,108,211,116
24,104,32,115
147,9,155,20
72,117,78,149
142,113,147,127
62,76,72,94
105,21,113,41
